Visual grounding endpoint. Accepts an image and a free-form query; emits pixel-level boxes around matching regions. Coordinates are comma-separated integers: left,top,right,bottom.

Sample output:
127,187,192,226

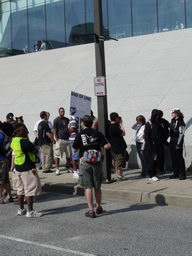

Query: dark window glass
186,0,192,28
46,1,65,48
28,0,46,52
132,0,157,36
102,0,108,29
86,0,93,23
108,0,132,39
0,1,11,49
158,0,185,32
65,0,85,45
11,0,28,52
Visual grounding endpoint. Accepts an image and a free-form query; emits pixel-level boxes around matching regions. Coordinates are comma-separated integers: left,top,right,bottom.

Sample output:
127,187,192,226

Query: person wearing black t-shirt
38,111,54,173
109,112,127,180
53,107,71,175
73,115,111,218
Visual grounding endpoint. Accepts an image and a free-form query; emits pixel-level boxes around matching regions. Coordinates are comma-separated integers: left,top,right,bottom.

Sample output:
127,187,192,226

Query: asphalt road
0,192,192,256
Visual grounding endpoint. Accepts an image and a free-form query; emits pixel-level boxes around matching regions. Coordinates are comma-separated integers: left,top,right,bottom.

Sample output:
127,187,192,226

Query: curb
42,183,192,208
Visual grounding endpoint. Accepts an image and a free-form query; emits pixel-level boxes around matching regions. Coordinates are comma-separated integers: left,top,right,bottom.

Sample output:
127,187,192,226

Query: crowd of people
0,107,187,218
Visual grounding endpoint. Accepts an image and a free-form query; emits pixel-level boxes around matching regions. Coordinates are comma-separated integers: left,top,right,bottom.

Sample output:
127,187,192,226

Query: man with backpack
0,121,13,204
73,115,111,218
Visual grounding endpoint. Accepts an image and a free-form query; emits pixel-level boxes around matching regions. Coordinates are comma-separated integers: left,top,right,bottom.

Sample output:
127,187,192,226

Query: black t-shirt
53,117,70,140
15,138,36,172
38,121,52,146
109,123,127,154
73,128,108,157
3,122,14,138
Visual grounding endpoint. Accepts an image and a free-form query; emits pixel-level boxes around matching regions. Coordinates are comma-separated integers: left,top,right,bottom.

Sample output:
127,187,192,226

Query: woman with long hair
169,109,186,180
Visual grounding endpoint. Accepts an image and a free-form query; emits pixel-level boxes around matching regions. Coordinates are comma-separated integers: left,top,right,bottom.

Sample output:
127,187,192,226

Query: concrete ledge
42,182,192,208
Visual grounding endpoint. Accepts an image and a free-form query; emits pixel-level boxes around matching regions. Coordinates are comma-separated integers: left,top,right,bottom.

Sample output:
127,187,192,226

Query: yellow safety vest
11,137,36,166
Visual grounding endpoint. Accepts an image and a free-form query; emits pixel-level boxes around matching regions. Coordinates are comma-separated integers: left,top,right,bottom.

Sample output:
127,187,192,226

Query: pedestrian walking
142,110,161,182
132,115,146,177
109,112,127,180
0,121,13,204
53,107,71,175
169,108,186,180
73,115,111,218
38,111,54,173
11,123,42,217
69,118,79,178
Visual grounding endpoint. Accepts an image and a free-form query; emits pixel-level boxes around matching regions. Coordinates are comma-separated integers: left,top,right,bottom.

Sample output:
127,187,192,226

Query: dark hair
40,111,47,119
82,115,93,128
176,110,184,119
136,115,146,125
151,109,160,123
159,110,163,118
59,107,64,112
6,112,14,120
110,112,119,121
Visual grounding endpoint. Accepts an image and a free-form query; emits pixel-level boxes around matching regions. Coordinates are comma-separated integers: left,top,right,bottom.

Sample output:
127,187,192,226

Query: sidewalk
39,168,192,208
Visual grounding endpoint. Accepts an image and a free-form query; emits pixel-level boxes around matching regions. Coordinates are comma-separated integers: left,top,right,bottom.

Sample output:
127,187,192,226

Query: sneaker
55,169,60,175
17,208,27,216
73,171,79,179
151,176,159,182
116,175,124,181
169,174,179,179
96,206,104,215
26,210,42,218
85,210,96,218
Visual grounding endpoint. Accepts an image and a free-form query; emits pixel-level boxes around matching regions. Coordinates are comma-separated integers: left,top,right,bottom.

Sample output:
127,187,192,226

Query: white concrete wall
1,28,192,168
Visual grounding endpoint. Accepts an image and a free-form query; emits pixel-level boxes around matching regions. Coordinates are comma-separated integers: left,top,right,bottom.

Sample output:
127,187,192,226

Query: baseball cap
171,108,180,114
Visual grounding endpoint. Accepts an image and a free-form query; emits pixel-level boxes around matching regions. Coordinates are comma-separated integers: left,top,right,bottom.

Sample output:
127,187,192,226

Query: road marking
0,235,96,256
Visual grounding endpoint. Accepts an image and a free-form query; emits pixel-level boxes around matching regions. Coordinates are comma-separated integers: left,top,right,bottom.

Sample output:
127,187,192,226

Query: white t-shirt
33,119,53,133
135,124,145,143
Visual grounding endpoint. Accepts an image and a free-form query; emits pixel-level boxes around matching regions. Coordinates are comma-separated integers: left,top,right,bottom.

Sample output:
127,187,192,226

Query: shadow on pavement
41,203,87,216
101,203,163,217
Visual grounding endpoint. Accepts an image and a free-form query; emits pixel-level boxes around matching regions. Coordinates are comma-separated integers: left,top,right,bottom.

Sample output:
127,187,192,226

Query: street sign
94,76,106,96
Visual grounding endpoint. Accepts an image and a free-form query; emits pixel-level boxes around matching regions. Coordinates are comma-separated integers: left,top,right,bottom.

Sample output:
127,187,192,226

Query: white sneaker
17,208,27,216
151,176,159,182
73,171,79,179
56,169,60,175
26,210,42,218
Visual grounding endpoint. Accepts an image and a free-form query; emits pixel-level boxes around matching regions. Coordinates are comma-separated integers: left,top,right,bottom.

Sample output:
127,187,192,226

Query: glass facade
0,0,192,57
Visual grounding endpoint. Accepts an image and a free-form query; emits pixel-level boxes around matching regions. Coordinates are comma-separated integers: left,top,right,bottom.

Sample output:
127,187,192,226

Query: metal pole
94,0,111,182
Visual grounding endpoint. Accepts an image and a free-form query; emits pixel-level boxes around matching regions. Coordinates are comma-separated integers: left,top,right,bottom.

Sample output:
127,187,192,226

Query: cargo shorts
78,162,102,189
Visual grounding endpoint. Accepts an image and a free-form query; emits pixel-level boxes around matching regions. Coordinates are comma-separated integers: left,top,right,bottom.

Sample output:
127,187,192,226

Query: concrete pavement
38,167,192,208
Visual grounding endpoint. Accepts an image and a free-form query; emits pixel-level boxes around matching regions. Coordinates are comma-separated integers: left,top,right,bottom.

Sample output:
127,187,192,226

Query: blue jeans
136,142,147,176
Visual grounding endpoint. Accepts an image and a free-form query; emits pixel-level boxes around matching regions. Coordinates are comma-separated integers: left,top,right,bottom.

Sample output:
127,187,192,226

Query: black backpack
0,131,12,157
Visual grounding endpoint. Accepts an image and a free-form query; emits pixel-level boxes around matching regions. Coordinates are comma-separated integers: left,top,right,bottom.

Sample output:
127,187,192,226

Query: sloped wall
1,28,192,168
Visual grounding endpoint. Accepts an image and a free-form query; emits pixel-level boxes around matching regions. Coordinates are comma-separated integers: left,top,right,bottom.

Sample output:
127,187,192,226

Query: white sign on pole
94,76,106,96
70,91,91,118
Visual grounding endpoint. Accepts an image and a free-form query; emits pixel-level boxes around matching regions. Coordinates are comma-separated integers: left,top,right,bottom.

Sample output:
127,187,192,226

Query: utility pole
94,0,111,182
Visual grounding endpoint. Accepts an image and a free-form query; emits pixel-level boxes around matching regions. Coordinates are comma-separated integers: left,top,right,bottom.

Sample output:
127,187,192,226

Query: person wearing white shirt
132,115,146,177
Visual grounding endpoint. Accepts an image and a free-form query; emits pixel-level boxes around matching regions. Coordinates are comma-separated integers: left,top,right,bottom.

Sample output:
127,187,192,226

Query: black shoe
43,170,53,173
85,210,96,218
96,206,104,215
179,176,186,180
169,175,179,179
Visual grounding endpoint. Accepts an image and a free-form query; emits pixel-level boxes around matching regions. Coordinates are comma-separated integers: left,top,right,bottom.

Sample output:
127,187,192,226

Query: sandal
96,206,104,215
85,210,96,218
